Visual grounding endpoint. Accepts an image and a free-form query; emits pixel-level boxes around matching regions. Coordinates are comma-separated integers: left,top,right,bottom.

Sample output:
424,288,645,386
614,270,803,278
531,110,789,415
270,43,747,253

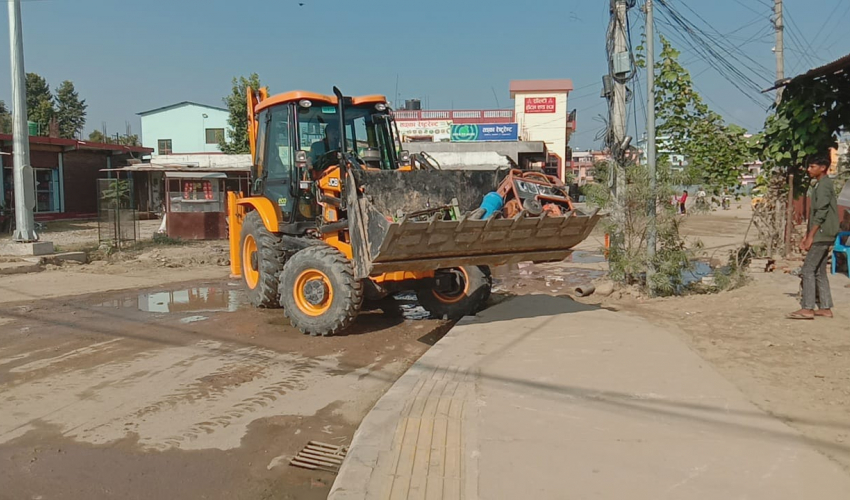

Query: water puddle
569,251,607,264
97,287,244,314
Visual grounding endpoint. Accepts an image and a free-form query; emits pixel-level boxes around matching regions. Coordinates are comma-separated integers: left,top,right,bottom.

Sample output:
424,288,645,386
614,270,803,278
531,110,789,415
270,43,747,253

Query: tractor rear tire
279,245,363,336
240,211,286,308
417,266,491,320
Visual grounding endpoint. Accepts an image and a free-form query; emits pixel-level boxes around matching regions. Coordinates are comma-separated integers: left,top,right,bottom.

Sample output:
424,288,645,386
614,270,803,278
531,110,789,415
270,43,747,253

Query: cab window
262,105,294,215
265,106,293,181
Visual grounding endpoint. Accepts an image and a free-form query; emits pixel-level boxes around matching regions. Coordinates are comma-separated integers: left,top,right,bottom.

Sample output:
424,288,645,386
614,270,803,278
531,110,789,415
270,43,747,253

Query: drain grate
290,441,349,474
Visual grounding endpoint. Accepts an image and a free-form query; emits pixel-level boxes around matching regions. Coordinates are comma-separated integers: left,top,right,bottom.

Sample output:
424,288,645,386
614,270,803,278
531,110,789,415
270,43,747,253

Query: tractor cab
248,90,401,232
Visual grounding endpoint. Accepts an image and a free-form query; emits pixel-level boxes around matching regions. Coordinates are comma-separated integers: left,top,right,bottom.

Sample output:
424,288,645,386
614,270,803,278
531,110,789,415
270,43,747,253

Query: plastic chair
831,231,850,276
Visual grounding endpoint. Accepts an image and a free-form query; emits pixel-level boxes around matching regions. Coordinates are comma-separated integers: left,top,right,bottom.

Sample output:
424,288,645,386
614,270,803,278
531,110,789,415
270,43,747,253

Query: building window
158,139,172,155
205,128,225,144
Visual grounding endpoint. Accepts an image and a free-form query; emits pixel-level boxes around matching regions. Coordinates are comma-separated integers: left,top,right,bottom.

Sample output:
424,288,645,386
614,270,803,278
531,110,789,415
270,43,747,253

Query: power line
676,0,774,76
814,1,850,54
655,0,773,109
782,4,819,71
730,0,768,17
654,19,769,108
808,0,844,52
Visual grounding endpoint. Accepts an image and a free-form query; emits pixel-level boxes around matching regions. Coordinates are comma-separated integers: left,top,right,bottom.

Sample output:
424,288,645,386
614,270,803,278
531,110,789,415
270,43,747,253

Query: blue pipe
478,192,504,220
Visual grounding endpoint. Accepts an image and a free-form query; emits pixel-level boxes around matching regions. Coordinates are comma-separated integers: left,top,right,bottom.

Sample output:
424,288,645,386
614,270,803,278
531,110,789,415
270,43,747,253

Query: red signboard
524,97,556,114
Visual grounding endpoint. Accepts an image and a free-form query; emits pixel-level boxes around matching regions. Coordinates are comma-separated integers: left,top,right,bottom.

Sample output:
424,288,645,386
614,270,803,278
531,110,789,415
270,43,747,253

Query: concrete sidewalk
330,295,850,499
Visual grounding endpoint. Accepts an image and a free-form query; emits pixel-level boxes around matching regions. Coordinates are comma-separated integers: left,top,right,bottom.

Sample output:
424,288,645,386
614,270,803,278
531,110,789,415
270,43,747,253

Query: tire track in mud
0,336,386,452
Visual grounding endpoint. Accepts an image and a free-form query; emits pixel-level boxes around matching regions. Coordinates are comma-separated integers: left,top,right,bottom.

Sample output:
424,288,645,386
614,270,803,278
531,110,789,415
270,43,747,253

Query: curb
329,315,481,500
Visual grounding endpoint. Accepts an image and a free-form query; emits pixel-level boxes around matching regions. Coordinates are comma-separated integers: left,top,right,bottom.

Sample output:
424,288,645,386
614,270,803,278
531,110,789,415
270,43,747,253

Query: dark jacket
809,176,839,244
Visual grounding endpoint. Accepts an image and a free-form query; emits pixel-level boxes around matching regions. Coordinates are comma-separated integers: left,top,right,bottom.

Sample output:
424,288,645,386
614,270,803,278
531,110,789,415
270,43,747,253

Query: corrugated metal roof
101,164,249,173
0,134,152,154
765,52,850,91
137,101,229,116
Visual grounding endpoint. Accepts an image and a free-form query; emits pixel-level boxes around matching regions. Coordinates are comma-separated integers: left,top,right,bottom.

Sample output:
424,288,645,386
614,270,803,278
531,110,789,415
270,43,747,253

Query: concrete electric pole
774,0,785,104
645,0,657,293
608,0,630,253
7,0,38,242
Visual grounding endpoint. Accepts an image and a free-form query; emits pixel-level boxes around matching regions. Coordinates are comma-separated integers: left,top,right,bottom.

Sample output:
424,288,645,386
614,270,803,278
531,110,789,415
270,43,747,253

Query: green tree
587,36,755,293
757,69,850,190
88,129,106,143
220,73,265,154
0,100,12,134
55,80,87,139
117,134,140,146
649,37,752,192
25,72,54,136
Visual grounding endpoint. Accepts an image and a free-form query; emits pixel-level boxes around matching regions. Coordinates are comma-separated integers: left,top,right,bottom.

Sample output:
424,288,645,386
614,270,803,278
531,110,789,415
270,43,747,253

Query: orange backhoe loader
228,87,600,335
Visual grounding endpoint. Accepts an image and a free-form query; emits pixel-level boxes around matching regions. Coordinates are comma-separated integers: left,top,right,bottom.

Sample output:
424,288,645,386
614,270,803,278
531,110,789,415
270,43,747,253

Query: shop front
0,135,152,218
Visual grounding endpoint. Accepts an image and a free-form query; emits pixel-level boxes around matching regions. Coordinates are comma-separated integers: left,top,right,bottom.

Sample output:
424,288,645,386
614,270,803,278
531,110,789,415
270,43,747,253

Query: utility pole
8,0,37,242
774,0,794,257
774,0,785,104
608,0,629,254
645,0,657,293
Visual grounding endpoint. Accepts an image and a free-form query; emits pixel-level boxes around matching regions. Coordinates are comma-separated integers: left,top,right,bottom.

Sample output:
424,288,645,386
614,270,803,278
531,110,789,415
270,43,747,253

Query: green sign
451,123,519,142
321,106,337,114
450,124,479,142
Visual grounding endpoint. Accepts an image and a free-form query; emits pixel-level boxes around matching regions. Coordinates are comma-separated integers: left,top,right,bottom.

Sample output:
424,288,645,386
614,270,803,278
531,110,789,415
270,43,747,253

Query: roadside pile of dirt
79,241,231,274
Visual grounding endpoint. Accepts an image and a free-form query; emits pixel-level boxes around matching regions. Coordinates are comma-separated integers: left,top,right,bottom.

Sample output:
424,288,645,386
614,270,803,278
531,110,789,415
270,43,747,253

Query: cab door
255,104,296,219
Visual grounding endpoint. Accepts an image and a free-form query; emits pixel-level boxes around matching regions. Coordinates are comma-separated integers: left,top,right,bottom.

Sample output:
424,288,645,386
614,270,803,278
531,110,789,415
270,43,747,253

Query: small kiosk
104,161,251,241
164,171,231,240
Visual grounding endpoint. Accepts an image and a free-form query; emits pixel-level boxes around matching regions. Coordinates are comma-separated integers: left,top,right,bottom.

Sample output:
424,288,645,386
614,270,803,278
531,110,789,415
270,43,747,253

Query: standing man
788,154,839,320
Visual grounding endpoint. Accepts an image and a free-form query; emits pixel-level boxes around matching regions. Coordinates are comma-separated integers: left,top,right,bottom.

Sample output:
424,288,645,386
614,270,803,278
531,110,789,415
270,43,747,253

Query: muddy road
0,280,449,500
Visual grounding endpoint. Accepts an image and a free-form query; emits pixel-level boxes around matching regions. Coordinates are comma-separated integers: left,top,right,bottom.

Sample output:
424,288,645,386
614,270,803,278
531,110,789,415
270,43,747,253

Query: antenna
395,74,400,109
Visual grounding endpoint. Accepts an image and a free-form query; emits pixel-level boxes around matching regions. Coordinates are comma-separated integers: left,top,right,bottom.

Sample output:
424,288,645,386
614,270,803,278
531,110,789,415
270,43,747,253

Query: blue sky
0,0,847,149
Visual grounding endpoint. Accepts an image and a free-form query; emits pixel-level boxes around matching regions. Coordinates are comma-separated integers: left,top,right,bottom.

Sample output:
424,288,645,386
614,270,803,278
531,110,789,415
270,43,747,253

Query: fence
97,178,138,248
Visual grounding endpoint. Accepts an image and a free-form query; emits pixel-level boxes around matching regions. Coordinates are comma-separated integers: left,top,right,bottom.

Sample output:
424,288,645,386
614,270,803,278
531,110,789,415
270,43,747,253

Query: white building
138,102,230,156
637,135,688,170
510,79,575,181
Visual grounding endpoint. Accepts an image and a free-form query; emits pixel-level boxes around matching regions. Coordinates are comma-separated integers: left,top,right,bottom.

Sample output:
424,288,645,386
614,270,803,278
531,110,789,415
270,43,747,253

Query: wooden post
784,171,794,256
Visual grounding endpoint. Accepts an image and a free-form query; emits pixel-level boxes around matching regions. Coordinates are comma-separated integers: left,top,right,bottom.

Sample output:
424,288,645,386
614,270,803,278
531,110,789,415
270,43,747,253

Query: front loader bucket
347,170,602,278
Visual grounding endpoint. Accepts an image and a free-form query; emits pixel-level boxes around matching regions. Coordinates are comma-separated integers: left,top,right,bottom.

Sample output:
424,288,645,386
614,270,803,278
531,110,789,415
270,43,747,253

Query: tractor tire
279,245,363,336
240,211,286,308
417,266,491,320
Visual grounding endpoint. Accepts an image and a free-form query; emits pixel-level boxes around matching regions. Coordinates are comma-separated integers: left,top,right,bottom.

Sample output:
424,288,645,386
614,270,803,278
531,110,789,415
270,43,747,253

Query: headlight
516,181,539,195
375,103,387,111
299,99,312,108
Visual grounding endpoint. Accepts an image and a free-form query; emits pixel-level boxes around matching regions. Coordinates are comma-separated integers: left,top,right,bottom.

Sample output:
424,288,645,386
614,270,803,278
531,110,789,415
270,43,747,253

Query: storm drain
290,441,349,474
